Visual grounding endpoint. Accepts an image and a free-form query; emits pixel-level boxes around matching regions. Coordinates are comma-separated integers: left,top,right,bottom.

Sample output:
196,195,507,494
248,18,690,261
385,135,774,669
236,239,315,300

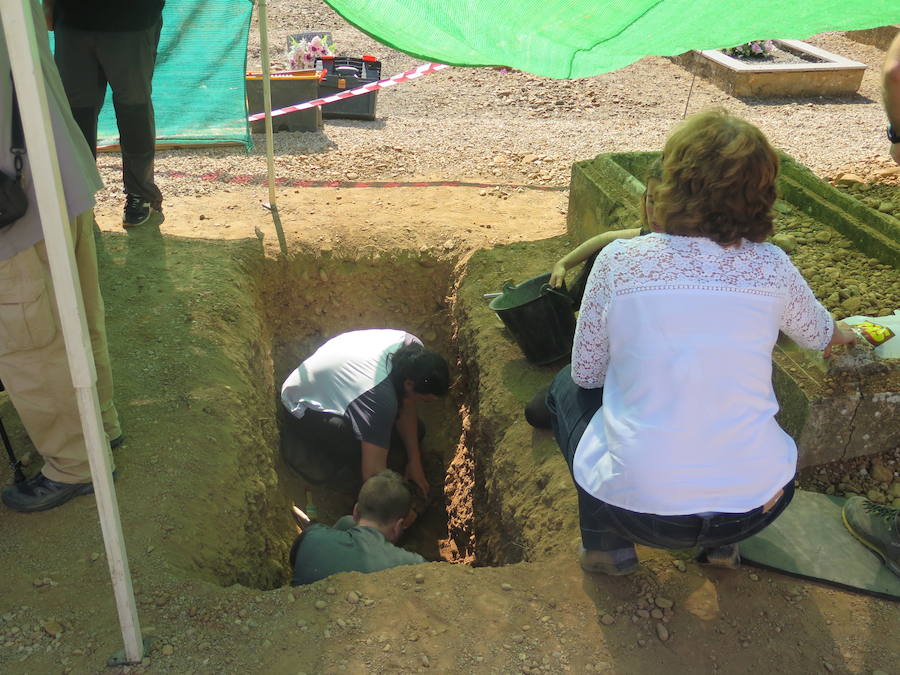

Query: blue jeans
547,366,794,552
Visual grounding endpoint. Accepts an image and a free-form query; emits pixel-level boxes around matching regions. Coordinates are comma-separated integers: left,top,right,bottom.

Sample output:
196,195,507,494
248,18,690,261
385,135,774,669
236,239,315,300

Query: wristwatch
889,124,900,144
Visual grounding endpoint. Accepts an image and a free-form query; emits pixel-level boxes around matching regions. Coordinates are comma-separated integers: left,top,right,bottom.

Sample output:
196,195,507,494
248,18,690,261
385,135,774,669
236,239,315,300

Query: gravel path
94,1,899,210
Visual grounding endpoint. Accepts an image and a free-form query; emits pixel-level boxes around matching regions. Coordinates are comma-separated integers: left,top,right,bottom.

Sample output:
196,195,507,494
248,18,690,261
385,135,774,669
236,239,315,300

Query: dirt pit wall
453,237,584,564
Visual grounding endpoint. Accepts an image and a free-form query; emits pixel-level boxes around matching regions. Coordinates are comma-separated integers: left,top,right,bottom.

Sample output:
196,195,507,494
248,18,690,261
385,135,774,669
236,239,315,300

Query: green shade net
325,0,900,79
55,0,254,148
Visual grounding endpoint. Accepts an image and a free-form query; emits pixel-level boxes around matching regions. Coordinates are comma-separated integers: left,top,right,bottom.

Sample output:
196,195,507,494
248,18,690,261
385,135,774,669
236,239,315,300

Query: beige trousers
0,211,119,483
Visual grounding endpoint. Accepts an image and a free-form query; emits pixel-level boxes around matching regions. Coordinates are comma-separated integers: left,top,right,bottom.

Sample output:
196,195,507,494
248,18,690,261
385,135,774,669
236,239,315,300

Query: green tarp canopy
325,0,900,79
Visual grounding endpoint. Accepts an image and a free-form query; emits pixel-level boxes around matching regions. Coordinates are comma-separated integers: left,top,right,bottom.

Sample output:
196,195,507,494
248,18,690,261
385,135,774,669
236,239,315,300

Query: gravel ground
94,1,899,210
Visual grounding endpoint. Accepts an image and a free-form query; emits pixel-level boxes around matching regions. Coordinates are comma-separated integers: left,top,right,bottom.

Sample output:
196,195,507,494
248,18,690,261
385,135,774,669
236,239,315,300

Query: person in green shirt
291,471,425,586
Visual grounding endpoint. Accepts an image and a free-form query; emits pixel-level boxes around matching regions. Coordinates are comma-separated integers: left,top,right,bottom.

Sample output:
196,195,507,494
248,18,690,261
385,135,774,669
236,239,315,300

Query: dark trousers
54,18,164,208
280,406,424,493
547,365,794,552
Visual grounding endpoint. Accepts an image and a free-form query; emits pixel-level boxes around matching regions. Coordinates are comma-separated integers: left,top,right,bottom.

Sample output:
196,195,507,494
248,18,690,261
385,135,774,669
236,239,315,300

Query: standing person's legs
95,20,164,212
0,221,116,510
53,23,107,158
42,211,121,442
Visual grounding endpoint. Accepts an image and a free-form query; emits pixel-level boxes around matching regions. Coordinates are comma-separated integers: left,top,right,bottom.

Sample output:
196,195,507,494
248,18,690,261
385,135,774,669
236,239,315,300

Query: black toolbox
318,56,382,121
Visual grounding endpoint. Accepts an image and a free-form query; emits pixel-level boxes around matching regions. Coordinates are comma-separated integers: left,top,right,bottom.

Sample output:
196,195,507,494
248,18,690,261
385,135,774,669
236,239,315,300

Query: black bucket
489,273,576,365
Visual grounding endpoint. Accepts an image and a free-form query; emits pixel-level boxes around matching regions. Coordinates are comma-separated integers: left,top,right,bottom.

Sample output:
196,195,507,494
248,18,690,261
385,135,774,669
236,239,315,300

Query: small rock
501,583,513,591
870,462,893,484
314,600,328,610
636,609,650,619
877,202,895,213
478,189,487,196
346,591,360,604
90,552,100,562
522,154,538,164
650,609,663,620
161,644,174,657
414,572,425,584
749,573,760,582
814,230,832,244
773,200,791,214
654,597,674,609
600,614,615,626
346,172,359,181
771,233,796,253
835,173,864,186
41,620,63,638
672,560,686,572
32,579,45,588
867,489,886,504
421,654,430,668
655,622,670,642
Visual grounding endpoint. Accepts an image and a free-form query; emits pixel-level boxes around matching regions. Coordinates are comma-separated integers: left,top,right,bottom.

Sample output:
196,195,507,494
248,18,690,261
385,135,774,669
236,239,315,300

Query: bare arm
550,228,642,287
395,395,428,496
360,442,388,482
884,33,900,163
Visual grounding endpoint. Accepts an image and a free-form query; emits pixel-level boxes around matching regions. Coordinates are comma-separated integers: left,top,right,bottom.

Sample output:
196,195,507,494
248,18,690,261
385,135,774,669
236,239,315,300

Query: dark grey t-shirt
292,515,425,586
346,377,399,449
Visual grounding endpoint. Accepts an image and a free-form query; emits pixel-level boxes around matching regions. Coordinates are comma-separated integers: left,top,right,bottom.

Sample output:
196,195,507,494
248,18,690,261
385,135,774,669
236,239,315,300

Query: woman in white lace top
546,109,856,575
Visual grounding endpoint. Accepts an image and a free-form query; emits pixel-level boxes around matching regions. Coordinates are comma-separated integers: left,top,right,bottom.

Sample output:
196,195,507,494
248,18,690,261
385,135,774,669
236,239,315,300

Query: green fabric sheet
325,0,900,79
742,491,900,600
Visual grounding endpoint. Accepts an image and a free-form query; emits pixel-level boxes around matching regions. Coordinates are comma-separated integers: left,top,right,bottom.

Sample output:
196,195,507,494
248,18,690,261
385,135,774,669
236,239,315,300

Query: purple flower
764,40,775,51
750,42,762,54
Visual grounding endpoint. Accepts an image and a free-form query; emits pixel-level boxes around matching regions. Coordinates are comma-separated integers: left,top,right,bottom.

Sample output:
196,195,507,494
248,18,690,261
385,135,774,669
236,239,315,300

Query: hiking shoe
1,472,96,512
842,497,900,578
123,194,162,228
696,543,741,569
579,545,640,576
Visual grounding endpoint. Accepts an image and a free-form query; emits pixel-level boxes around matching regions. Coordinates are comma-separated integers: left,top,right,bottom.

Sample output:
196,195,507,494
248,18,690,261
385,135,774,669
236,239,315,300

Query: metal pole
1,0,143,663
256,0,288,255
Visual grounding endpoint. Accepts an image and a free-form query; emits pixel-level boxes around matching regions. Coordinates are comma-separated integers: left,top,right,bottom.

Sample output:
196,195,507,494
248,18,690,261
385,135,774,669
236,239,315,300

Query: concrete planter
566,151,900,467
671,40,866,97
846,25,900,51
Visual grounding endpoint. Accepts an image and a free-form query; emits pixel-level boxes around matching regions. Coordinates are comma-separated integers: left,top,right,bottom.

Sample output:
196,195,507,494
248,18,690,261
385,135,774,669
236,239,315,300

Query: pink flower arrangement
724,40,775,59
289,35,334,70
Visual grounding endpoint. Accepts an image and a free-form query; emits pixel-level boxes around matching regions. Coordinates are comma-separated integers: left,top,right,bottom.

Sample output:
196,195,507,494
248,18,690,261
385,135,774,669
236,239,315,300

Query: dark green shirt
292,516,425,586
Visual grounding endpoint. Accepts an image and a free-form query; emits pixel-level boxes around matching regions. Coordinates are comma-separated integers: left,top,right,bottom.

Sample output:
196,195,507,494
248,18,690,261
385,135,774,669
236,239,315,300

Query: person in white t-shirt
547,109,857,575
280,329,449,500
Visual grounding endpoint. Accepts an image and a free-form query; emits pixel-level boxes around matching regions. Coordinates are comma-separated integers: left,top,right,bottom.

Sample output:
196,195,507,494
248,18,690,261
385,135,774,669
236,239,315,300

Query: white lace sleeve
779,255,834,350
571,244,616,388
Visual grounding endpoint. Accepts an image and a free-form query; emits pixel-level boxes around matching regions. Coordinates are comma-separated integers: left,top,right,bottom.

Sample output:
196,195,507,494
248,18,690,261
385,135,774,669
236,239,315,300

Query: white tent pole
257,0,277,208
2,0,143,664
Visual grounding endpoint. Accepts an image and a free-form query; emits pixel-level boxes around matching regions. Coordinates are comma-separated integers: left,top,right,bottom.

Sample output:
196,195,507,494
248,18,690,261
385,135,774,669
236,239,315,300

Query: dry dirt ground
1,2,899,674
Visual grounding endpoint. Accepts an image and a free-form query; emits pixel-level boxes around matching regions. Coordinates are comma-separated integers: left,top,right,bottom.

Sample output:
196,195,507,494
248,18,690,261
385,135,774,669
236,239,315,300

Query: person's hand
405,461,429,499
891,142,900,166
823,320,857,358
549,261,567,288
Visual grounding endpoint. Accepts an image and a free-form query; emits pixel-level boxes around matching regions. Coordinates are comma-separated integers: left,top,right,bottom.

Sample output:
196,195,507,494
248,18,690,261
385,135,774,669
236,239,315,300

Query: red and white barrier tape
248,62,450,122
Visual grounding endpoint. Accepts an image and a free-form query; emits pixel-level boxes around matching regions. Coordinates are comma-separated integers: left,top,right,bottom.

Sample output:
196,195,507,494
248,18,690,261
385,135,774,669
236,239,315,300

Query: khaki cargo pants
0,211,119,483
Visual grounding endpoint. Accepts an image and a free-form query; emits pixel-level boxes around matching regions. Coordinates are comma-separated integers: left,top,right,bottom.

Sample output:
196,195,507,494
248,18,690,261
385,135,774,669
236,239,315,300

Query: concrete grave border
671,40,867,97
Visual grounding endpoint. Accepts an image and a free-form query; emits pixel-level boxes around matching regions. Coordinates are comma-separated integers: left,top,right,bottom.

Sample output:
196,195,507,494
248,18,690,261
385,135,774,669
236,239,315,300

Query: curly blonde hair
654,109,779,244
